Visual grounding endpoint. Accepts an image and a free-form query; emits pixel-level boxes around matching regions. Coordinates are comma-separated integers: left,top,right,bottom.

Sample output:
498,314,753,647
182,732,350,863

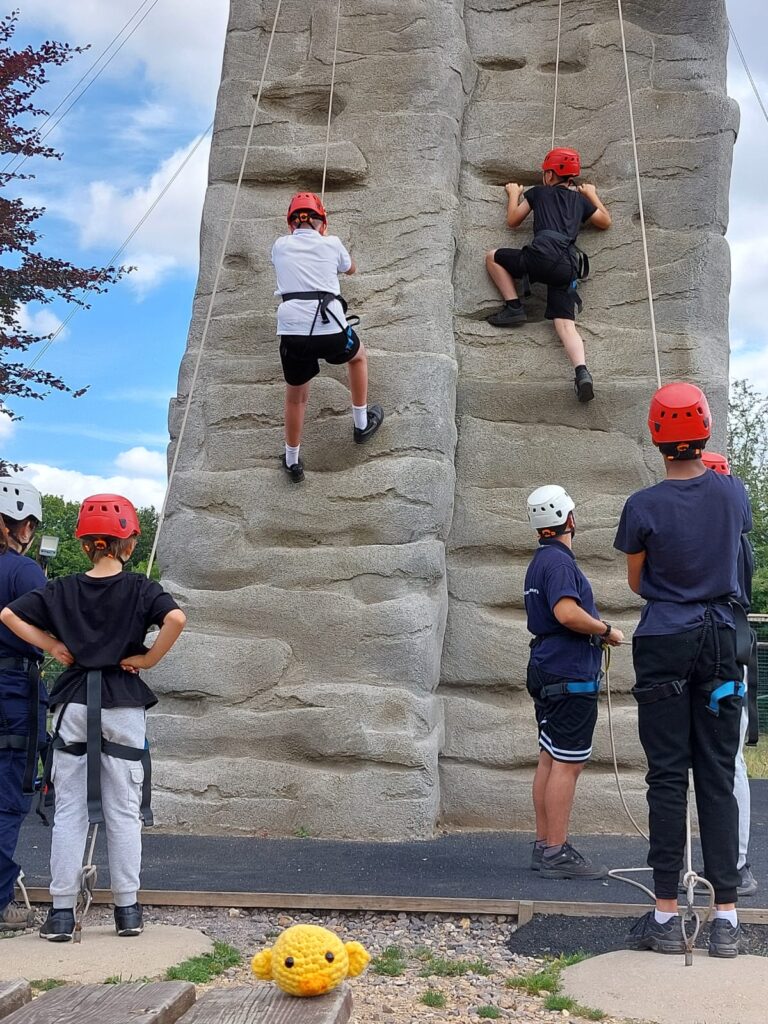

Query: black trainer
487,303,527,327
625,911,686,954
539,842,607,880
39,908,75,943
114,902,144,937
354,404,384,445
708,918,742,958
282,455,305,484
574,366,595,403
738,864,758,898
530,843,545,872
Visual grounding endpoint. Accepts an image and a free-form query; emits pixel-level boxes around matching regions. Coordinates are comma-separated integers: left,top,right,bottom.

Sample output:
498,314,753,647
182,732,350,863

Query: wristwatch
600,621,612,638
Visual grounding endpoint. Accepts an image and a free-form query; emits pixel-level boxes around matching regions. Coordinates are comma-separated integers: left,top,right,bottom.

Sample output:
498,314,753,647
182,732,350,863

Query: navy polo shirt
614,470,752,636
524,538,602,680
0,549,46,662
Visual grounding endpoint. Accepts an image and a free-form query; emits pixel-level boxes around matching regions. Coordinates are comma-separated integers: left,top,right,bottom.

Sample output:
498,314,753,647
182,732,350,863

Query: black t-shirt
525,185,597,242
8,572,180,709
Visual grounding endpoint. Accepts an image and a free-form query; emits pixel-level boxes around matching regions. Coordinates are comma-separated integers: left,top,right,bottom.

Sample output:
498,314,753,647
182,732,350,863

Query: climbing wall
152,0,737,838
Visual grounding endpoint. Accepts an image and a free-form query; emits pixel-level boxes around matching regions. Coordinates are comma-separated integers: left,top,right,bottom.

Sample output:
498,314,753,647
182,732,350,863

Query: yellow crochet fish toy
251,924,371,998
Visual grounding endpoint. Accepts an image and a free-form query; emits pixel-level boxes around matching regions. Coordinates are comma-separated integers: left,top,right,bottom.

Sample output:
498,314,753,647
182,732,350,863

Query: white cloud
18,0,229,110
730,341,768,393
0,412,15,442
19,462,165,510
115,446,166,479
67,133,211,292
17,305,67,341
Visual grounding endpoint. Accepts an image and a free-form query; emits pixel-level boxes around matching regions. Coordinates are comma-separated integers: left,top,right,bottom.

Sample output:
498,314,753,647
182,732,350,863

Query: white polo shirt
271,228,352,336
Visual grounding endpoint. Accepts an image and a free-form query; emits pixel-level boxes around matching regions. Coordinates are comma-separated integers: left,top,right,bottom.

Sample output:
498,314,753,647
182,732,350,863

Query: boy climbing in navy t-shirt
272,191,383,484
615,384,752,959
0,494,186,942
485,148,611,403
524,485,624,880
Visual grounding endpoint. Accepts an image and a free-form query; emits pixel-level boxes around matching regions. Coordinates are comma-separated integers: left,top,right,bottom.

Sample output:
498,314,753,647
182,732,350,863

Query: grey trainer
738,864,758,898
708,918,743,959
539,841,607,880
626,911,686,955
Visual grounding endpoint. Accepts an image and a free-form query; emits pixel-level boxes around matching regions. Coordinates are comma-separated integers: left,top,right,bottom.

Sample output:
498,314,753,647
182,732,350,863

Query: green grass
103,976,121,985
29,980,66,993
371,945,407,977
165,941,242,983
506,954,604,1020
420,989,447,1008
419,954,493,978
477,1007,502,1020
745,741,768,779
294,826,311,838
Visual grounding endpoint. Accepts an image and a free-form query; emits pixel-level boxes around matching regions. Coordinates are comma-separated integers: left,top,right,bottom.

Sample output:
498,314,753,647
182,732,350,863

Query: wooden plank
22,886,768,924
516,900,534,927
0,982,31,1021
3,982,195,1024
179,985,352,1024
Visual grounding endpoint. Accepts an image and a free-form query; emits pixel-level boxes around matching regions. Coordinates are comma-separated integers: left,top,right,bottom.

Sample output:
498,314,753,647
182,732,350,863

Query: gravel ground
63,904,644,1023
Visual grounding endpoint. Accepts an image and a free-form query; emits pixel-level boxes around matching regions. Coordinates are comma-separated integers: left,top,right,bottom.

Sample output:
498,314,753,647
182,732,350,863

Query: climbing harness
0,657,42,796
279,291,359,337
539,678,601,699
519,229,590,313
74,826,99,944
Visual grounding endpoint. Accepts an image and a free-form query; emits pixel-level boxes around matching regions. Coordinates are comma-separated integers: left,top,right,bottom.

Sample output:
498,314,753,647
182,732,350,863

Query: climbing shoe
353,404,384,444
539,842,607,880
530,843,545,872
114,902,144,937
708,918,743,959
574,366,594,403
738,864,758,898
625,911,686,955
0,900,34,932
39,908,75,942
282,455,305,484
486,303,527,327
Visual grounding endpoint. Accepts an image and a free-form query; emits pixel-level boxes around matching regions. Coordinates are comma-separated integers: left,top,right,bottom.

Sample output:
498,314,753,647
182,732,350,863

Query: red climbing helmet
647,382,712,445
287,192,327,230
542,147,581,178
75,494,141,539
702,451,730,475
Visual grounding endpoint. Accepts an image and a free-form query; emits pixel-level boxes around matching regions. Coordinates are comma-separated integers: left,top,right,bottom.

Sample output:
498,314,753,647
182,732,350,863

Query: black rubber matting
17,780,768,905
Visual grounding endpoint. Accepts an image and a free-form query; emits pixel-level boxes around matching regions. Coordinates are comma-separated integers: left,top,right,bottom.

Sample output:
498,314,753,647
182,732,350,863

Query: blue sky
3,0,767,508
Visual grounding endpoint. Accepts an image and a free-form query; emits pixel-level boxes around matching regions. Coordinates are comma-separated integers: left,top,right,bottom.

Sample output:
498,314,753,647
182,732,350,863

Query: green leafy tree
728,379,768,612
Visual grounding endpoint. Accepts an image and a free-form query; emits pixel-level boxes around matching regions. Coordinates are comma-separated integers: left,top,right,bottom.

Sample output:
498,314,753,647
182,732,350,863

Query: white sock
352,405,368,430
285,443,300,467
654,910,677,925
715,909,738,927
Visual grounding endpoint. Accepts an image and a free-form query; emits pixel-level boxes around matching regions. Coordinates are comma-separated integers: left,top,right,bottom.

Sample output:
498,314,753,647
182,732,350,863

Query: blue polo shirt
0,550,46,662
524,538,602,680
614,470,751,636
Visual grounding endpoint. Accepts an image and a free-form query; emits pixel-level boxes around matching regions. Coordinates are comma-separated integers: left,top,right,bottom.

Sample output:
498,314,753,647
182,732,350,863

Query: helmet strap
658,441,706,461
537,513,576,540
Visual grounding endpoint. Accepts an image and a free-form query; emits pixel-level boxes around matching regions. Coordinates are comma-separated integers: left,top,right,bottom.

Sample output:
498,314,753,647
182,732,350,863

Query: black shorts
527,662,599,763
493,247,578,321
279,328,360,387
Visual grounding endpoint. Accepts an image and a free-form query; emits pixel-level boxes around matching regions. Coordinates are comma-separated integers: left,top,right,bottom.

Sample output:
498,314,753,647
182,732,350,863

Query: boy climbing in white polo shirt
271,192,384,484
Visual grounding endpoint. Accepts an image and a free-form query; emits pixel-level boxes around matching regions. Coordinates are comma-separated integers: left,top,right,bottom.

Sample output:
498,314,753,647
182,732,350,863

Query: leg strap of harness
632,678,687,704
22,661,40,796
541,679,601,699
747,629,759,746
0,734,28,751
86,670,104,825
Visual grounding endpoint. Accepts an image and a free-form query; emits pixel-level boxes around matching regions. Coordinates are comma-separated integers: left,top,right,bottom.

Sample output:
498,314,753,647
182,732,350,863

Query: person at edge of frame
0,479,46,933
615,383,752,959
524,483,625,880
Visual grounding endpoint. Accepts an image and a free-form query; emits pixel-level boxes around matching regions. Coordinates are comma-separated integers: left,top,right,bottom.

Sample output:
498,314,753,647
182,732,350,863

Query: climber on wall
484,148,611,404
524,484,624,880
701,450,758,900
615,384,752,958
271,192,384,484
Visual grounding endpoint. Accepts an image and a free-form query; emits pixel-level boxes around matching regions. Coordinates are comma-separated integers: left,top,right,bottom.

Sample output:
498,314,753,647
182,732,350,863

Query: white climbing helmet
0,478,42,524
526,484,575,531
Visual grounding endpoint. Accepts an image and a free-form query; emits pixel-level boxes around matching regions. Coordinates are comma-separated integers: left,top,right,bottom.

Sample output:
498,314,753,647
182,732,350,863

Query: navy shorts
279,328,360,387
526,662,599,763
493,247,578,321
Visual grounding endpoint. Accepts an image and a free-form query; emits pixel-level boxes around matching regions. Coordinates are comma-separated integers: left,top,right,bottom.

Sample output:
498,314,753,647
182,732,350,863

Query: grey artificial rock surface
156,0,736,837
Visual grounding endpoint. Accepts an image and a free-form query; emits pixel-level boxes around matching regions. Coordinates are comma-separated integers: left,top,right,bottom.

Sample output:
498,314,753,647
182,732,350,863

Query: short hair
80,534,137,564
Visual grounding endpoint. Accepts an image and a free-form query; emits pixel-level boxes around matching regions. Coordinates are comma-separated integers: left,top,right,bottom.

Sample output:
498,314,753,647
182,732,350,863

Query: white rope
551,0,563,149
321,0,344,203
728,19,768,127
615,0,662,390
145,0,284,577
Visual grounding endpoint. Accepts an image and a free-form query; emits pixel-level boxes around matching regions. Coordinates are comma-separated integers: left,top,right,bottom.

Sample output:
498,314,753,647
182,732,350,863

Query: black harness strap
520,230,589,313
280,291,357,336
86,670,104,824
747,628,759,746
0,735,27,751
0,655,42,795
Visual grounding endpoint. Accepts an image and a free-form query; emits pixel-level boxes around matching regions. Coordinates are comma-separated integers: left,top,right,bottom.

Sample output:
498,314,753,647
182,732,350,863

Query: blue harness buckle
707,680,746,716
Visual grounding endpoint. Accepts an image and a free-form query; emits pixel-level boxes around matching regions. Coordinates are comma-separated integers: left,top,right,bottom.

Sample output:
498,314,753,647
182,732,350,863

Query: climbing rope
603,645,715,964
551,0,563,149
145,0,284,576
728,19,768,127
321,0,344,203
73,825,99,943
615,0,661,390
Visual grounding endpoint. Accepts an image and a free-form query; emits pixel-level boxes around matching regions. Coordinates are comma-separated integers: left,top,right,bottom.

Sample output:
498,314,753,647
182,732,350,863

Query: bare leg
284,383,310,447
533,751,553,840
544,761,584,846
346,342,369,407
553,318,586,368
485,250,519,301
